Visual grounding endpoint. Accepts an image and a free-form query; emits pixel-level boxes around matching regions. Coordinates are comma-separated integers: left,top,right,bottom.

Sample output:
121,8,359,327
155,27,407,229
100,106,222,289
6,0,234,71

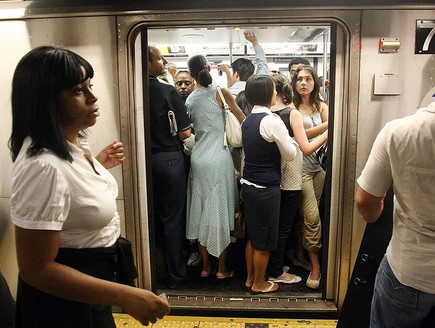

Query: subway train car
0,0,434,324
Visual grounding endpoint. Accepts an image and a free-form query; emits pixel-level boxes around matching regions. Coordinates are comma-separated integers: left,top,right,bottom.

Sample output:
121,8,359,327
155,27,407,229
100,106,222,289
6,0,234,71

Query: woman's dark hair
187,54,212,87
245,75,275,107
271,74,292,105
291,65,322,112
9,46,94,162
235,91,253,116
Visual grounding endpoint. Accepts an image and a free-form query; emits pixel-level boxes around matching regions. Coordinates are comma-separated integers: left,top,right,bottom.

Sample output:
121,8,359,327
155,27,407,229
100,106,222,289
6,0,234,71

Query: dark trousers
0,271,15,328
151,151,187,285
267,190,301,277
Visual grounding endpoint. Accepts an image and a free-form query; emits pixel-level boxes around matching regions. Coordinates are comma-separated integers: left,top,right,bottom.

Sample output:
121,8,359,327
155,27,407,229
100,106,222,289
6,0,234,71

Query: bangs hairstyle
245,75,275,107
9,46,94,162
271,74,292,105
291,65,322,112
187,54,212,87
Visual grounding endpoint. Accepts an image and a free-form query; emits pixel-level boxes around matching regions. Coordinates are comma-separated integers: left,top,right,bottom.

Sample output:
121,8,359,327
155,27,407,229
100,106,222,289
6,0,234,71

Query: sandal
249,281,279,295
216,270,234,280
268,273,302,284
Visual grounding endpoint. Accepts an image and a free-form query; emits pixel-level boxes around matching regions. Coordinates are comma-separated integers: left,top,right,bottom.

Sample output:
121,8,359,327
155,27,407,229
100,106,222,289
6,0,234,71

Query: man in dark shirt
148,46,191,289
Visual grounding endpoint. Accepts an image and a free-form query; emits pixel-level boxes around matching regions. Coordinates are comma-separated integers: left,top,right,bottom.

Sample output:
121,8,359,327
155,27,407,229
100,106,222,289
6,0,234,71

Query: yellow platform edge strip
114,313,338,327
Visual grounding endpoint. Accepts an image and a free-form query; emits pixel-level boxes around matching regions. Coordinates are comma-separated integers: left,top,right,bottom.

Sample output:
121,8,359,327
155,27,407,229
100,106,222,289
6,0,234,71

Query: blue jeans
370,256,435,328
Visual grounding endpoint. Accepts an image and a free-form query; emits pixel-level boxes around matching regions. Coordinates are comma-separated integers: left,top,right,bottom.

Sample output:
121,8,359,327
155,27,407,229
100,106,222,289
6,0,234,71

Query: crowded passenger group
148,32,328,294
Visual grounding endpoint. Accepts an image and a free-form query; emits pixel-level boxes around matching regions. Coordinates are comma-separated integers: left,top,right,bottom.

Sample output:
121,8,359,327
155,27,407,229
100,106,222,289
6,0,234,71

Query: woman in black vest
241,75,298,294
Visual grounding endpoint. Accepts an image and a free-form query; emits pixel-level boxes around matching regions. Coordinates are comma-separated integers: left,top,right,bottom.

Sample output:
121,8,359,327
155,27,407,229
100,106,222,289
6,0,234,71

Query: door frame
115,8,362,311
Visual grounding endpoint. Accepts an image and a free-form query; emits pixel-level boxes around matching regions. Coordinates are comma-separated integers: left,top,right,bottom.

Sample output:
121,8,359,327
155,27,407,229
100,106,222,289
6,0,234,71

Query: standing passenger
267,74,327,284
219,32,269,96
9,46,169,327
185,54,245,279
291,65,328,289
242,75,298,294
174,69,200,267
148,46,192,289
235,91,253,116
356,101,435,328
288,57,310,81
174,70,195,103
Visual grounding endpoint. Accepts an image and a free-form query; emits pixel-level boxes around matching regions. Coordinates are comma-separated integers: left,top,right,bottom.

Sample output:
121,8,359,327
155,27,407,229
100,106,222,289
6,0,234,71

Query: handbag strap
217,87,230,111
217,87,229,147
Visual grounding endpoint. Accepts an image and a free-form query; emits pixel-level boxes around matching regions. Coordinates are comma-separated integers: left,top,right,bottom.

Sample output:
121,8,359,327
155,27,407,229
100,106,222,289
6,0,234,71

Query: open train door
116,8,363,318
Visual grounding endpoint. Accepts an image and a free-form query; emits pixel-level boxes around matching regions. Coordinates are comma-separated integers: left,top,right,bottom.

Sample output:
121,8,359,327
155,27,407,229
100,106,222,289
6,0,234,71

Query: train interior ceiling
147,25,331,85
145,24,335,317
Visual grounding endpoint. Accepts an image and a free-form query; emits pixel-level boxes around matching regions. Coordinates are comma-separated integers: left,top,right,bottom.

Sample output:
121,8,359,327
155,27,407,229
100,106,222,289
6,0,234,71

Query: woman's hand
96,139,125,169
121,288,170,326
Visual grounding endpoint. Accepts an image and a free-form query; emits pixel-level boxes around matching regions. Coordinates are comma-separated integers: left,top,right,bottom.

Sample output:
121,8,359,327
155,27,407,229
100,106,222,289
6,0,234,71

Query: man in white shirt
356,101,435,327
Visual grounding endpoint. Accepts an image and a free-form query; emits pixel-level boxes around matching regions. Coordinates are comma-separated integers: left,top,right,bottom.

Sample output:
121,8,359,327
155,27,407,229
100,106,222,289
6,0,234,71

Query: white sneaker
187,252,202,267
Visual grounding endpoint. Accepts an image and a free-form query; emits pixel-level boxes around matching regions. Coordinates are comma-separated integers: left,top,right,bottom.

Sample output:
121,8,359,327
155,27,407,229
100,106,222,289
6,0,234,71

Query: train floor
156,239,320,297
149,240,336,319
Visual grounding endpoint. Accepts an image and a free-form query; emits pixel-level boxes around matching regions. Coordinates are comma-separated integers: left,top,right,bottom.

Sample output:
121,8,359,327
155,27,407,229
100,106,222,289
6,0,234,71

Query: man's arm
356,125,391,224
169,87,192,141
356,187,386,223
178,127,191,141
245,32,269,75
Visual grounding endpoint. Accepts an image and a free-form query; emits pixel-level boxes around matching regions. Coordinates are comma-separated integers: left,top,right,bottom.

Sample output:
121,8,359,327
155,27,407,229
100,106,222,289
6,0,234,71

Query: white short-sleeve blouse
11,137,120,248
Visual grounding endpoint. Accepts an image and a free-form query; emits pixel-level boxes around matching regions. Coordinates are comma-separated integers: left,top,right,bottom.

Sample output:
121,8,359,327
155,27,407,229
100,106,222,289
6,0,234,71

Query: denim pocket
379,264,418,309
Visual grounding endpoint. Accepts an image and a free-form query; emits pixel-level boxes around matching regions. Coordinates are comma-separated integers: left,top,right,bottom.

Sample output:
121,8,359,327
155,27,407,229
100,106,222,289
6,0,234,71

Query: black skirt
15,238,137,328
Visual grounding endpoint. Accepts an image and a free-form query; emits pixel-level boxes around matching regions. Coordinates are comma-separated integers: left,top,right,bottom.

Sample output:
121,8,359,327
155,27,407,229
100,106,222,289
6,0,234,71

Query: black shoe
167,278,187,289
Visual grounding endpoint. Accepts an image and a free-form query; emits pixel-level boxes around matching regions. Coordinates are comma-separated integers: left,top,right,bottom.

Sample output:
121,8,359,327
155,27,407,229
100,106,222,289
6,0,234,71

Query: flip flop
216,270,234,279
243,285,252,292
249,281,279,295
268,273,302,284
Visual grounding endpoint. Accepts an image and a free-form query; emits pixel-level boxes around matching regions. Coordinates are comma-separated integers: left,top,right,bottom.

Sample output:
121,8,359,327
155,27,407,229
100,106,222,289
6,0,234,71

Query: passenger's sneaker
187,252,202,267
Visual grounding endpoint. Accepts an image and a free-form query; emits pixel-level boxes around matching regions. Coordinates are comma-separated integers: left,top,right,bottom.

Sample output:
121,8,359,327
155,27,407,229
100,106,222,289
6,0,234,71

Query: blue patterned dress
186,85,238,258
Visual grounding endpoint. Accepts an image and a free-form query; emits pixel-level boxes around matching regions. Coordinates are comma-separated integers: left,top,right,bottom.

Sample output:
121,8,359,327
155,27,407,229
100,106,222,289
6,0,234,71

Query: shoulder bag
217,87,243,148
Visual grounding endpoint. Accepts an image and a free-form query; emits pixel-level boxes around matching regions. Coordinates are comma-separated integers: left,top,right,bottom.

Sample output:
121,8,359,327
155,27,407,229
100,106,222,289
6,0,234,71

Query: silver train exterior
0,0,434,318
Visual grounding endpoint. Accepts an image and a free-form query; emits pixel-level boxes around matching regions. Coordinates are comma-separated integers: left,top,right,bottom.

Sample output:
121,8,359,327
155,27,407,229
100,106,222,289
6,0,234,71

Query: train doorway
117,9,361,317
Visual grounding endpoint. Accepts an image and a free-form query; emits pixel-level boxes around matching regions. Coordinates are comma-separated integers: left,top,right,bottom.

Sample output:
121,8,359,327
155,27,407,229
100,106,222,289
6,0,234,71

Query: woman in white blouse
9,46,169,327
